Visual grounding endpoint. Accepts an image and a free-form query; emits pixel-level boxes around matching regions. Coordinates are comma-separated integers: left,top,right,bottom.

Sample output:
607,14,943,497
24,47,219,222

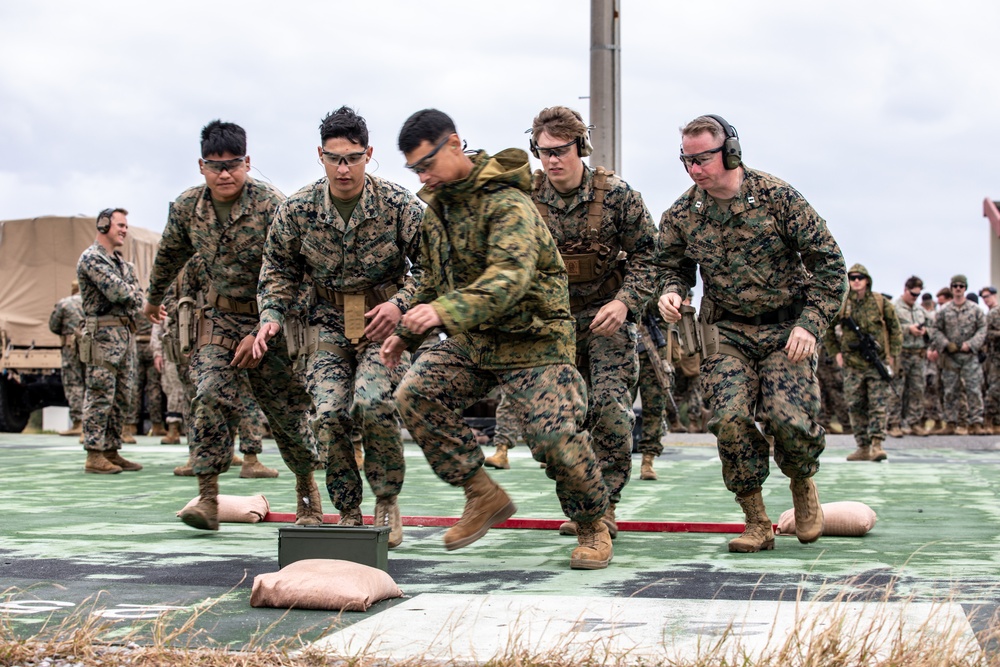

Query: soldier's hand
380,335,406,369
154,354,164,373
590,300,628,337
658,292,683,323
252,323,280,360
144,301,167,324
784,326,816,364
835,352,844,368
927,349,938,363
364,302,402,342
232,334,263,369
961,341,971,353
401,304,442,335
908,324,924,337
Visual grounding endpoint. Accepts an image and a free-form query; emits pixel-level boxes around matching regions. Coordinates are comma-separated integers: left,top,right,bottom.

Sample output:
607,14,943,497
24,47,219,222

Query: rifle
842,315,898,396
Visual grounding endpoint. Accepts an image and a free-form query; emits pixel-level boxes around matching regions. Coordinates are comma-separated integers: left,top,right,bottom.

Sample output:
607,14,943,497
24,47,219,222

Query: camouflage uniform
533,166,658,504
984,305,1000,426
922,307,944,423
932,299,987,426
48,293,86,423
816,345,850,429
395,149,609,522
77,242,144,452
259,174,422,512
658,166,846,495
126,316,164,429
892,295,929,429
822,264,902,448
146,178,317,477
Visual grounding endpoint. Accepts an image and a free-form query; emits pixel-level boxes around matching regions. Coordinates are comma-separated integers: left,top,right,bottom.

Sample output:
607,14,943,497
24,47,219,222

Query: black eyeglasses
848,274,866,281
535,138,577,159
405,135,452,174
679,145,723,168
951,283,967,289
202,156,247,174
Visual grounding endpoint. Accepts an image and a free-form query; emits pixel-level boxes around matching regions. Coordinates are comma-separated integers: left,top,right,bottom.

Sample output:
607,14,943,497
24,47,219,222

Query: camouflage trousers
843,365,891,446
127,342,163,425
703,321,825,496
890,349,926,429
940,352,984,425
631,346,672,456
923,366,943,422
493,391,520,449
188,312,316,477
236,372,265,454
816,350,850,427
162,359,194,427
304,340,408,512
575,313,639,504
82,327,135,452
983,356,1000,423
396,334,609,522
61,344,86,423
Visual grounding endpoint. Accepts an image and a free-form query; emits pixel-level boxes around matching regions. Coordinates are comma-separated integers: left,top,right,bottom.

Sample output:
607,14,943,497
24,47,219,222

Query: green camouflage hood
419,148,532,208
849,262,872,290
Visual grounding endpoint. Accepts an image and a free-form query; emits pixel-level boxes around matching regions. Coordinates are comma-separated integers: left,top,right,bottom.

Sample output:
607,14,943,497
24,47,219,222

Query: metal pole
590,0,620,173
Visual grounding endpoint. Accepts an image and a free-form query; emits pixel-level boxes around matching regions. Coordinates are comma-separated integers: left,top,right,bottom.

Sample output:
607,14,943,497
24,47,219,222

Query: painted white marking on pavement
307,593,979,663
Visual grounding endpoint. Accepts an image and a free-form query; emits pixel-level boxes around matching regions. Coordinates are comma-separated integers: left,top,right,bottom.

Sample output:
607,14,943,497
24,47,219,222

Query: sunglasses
405,135,452,174
848,274,866,281
952,283,967,289
202,156,247,174
679,145,723,168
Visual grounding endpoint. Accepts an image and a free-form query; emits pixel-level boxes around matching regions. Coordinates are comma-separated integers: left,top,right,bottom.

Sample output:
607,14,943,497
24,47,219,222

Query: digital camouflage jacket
404,149,575,370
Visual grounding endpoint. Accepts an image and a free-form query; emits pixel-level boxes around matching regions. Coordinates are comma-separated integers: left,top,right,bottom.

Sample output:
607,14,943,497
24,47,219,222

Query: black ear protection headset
96,208,115,233
527,125,595,159
703,114,742,170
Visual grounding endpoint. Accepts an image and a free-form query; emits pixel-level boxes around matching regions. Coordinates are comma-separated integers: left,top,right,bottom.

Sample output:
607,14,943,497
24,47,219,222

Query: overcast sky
2,1,998,301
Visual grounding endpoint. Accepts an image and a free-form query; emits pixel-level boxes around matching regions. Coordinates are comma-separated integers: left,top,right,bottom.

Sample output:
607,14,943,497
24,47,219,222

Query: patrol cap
981,286,998,296
951,274,968,286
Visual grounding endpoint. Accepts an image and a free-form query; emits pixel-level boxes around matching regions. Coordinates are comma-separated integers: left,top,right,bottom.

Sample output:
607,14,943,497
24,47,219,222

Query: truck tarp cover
0,216,160,348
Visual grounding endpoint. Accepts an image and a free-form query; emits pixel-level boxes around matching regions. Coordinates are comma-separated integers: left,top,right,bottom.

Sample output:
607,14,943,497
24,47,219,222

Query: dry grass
2,581,998,667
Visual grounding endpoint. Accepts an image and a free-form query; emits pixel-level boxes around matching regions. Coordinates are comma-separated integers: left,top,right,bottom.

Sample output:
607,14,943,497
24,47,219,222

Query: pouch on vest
177,297,198,354
162,328,182,364
285,317,307,362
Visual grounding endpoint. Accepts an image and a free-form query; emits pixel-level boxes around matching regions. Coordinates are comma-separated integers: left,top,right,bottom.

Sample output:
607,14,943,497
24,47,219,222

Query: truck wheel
0,376,30,433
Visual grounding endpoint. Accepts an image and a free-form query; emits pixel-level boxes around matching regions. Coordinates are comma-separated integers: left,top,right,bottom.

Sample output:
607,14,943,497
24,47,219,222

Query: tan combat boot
570,519,613,569
105,450,142,471
338,507,363,526
484,444,510,470
969,422,987,436
955,423,970,436
160,422,182,445
231,452,243,466
728,490,774,553
240,452,279,478
558,520,578,536
374,496,403,548
174,450,195,476
148,422,167,437
60,420,82,437
887,425,903,438
937,422,957,436
121,424,137,444
790,477,824,544
294,472,324,526
602,502,618,539
85,450,122,474
826,420,844,435
846,445,871,461
178,474,219,531
444,468,516,551
640,452,658,481
669,417,688,434
870,439,888,462
910,423,929,437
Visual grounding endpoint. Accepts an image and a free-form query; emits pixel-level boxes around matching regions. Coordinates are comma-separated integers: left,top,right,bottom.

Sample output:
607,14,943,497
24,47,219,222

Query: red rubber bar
262,513,764,534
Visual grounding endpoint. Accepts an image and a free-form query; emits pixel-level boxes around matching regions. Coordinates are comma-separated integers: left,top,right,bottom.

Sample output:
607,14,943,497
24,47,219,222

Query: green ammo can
277,525,390,571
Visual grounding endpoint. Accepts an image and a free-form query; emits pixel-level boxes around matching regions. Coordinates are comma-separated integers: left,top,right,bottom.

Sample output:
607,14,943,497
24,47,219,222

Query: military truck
0,215,160,432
